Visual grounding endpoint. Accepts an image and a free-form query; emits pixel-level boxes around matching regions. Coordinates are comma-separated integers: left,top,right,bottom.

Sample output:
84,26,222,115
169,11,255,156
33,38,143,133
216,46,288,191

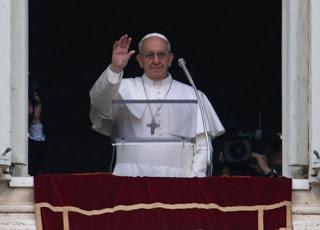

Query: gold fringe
258,209,263,230
63,210,70,230
35,200,292,230
35,204,43,230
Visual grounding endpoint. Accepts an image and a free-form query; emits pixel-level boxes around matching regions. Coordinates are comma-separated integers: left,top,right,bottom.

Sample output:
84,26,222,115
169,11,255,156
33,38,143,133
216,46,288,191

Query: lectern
111,99,198,174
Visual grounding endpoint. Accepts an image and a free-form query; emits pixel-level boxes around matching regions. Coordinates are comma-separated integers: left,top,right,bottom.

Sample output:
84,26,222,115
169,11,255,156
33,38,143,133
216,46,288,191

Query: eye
157,52,167,58
144,52,155,58
141,51,170,59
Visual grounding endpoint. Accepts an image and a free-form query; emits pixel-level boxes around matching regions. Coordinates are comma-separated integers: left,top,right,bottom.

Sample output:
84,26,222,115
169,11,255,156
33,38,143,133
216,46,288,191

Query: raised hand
110,34,135,73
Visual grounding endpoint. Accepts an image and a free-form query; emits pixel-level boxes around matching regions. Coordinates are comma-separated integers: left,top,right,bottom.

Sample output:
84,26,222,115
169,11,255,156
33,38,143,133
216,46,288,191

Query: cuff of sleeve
106,65,123,84
29,123,46,141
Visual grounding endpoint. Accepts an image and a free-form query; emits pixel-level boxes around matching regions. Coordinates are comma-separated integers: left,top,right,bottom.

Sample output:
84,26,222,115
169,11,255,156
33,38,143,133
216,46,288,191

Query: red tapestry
34,173,292,230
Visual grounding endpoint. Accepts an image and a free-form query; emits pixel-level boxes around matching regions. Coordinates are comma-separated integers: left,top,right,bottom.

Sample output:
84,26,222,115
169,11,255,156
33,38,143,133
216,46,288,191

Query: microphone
178,58,196,88
178,58,213,176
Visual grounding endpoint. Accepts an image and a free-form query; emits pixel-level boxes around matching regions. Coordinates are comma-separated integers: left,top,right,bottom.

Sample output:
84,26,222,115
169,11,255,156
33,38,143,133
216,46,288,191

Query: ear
168,53,174,67
136,54,144,68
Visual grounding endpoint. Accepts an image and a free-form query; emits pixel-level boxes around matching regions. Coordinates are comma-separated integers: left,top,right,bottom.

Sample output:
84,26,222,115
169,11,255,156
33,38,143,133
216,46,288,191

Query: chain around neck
142,77,173,120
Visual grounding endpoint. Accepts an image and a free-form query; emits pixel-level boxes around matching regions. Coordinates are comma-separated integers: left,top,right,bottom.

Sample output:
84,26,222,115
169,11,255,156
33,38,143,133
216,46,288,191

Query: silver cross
146,118,160,135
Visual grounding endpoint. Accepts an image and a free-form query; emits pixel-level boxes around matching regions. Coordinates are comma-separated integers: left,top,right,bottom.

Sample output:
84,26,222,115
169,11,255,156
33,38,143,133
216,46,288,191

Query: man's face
136,37,174,81
29,101,33,115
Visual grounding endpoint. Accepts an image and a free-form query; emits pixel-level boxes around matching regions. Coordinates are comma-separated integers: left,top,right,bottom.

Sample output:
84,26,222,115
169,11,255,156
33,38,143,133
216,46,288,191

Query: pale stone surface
0,183,36,229
9,177,34,188
0,184,34,206
293,218,320,230
0,213,36,230
293,184,320,207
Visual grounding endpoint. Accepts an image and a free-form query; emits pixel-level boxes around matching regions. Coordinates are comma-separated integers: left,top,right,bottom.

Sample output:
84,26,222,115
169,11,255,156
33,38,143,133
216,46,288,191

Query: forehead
141,37,169,51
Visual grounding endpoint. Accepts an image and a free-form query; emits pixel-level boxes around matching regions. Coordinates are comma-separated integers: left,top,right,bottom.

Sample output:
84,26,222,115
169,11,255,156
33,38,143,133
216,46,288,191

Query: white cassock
89,66,225,177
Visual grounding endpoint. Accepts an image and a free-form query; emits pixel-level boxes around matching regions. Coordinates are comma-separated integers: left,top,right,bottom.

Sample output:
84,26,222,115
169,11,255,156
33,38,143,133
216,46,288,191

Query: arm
192,92,225,177
89,67,123,118
89,34,136,118
192,133,209,177
29,91,45,141
251,152,278,177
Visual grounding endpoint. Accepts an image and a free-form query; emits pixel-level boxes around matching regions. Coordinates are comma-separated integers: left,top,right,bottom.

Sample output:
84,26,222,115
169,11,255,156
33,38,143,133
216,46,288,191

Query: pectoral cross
146,118,160,135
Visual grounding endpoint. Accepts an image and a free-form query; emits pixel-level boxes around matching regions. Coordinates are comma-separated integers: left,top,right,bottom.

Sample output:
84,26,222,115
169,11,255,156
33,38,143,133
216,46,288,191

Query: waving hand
110,34,135,73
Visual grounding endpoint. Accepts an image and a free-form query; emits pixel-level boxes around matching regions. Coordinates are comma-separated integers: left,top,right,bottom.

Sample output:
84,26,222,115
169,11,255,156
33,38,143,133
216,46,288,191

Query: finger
123,34,130,48
114,36,124,50
125,37,132,50
127,50,136,59
113,41,119,50
118,34,128,48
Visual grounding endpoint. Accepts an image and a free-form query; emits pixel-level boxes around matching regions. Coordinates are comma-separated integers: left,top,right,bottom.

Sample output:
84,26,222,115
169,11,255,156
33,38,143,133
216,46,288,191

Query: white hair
138,32,171,53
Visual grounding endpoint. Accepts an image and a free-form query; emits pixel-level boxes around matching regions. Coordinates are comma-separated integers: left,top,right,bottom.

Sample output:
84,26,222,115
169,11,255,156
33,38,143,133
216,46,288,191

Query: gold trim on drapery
35,201,292,230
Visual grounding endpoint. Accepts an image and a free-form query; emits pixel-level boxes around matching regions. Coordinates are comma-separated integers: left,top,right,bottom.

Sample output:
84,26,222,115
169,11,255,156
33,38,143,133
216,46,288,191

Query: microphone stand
178,58,213,176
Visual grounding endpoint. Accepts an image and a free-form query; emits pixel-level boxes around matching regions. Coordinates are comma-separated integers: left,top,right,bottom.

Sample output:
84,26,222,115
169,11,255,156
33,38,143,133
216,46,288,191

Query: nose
152,54,161,63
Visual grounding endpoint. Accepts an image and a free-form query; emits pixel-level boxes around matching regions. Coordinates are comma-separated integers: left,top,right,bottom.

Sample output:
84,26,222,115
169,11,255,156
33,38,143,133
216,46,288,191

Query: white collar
142,73,172,87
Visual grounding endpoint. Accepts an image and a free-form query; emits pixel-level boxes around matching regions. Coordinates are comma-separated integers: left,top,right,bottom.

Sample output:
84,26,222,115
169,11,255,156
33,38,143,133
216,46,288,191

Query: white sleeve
191,133,210,177
196,92,225,138
89,65,123,118
29,123,46,141
89,66,124,136
107,67,123,84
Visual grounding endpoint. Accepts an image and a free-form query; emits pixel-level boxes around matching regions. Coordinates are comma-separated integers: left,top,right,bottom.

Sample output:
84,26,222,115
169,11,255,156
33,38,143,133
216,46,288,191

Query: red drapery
34,173,292,230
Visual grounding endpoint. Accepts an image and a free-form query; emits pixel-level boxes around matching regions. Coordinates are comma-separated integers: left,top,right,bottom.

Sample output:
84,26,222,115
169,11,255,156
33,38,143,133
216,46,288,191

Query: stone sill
8,177,33,187
7,177,311,190
293,206,320,215
0,205,34,213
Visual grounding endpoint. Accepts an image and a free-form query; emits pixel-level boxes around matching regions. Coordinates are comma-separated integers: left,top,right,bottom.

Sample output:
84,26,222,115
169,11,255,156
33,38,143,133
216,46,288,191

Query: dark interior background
28,0,281,174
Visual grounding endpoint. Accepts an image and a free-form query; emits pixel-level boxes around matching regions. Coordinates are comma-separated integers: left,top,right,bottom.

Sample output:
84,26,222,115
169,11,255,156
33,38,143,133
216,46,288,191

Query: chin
148,72,166,81
149,75,165,81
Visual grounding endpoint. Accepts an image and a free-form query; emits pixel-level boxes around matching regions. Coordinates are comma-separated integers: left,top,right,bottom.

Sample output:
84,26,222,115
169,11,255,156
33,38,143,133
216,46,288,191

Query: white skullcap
140,32,169,42
138,32,171,52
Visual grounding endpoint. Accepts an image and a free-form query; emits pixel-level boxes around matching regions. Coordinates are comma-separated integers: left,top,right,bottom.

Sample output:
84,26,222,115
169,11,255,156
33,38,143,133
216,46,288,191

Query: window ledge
5,177,314,190
292,206,320,215
0,204,34,213
9,176,33,188
292,179,310,190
